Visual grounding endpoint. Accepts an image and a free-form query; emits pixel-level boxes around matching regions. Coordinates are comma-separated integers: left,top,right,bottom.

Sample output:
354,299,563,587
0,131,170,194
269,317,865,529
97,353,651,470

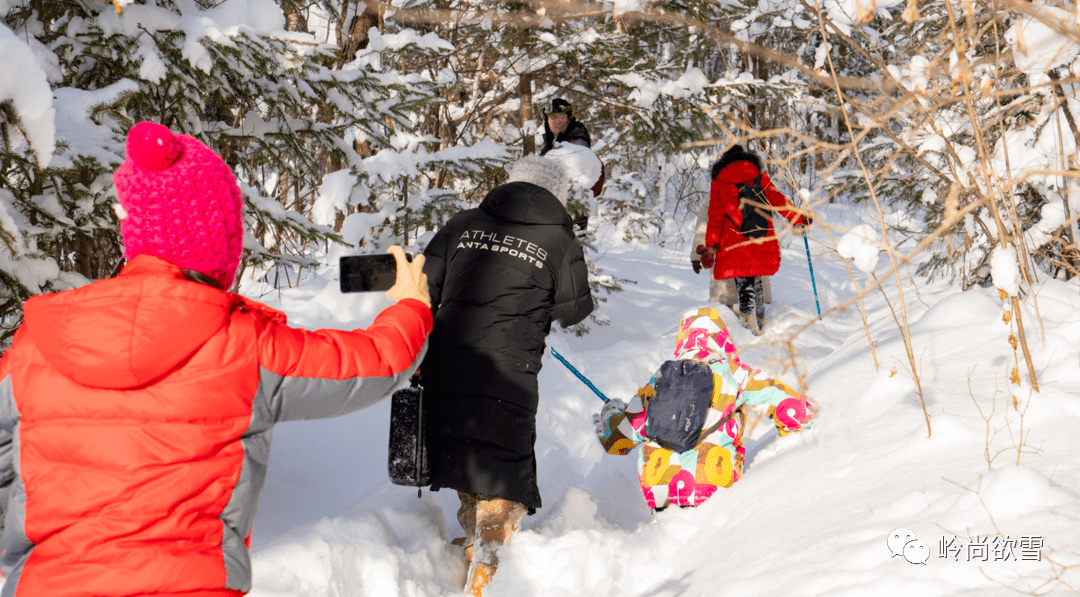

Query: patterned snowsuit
596,307,813,509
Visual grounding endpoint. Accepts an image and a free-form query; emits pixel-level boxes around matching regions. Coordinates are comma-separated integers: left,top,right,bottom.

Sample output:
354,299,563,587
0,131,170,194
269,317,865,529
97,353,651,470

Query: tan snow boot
450,537,473,563
465,562,496,596
455,492,526,595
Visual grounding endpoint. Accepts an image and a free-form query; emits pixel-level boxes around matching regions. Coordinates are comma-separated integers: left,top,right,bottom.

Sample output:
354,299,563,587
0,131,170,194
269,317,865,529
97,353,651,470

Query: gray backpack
643,361,715,453
643,360,742,453
736,174,770,238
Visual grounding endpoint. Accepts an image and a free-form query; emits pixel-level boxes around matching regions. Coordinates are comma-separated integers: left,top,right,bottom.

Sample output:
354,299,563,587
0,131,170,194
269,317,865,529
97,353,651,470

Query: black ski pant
735,276,764,333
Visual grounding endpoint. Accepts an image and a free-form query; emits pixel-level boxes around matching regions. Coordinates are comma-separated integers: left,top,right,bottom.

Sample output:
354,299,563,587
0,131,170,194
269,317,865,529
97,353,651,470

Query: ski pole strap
550,347,609,402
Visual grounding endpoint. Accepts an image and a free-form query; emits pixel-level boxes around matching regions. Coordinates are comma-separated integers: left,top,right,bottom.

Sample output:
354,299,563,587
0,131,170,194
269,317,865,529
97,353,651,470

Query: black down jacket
420,181,594,510
539,118,592,156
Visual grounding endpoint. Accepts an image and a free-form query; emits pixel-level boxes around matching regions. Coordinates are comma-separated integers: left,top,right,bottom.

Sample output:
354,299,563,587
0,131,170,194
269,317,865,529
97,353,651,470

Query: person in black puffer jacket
539,97,591,156
420,155,593,596
539,97,603,225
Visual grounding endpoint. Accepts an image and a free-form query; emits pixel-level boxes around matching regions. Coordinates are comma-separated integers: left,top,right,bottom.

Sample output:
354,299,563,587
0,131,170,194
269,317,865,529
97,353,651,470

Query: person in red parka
690,145,811,334
0,122,433,597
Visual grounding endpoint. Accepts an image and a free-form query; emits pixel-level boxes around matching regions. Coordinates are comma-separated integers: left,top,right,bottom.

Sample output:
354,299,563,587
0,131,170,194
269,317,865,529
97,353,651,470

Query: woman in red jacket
691,145,811,334
0,122,433,597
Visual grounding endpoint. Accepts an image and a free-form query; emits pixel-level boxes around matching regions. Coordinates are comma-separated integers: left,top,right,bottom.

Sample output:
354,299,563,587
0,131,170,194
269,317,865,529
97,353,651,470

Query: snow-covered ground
241,202,1080,597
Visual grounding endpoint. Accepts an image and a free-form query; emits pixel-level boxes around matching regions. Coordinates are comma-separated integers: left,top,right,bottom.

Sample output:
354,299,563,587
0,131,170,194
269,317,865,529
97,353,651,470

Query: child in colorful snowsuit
594,307,814,510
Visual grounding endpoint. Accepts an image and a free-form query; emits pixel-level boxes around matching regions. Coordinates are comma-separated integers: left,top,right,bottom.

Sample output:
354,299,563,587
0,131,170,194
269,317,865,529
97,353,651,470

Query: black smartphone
339,253,413,293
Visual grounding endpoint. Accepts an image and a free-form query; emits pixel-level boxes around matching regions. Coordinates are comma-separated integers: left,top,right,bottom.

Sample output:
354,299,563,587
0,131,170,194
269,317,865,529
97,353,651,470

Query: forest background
4,3,1080,594
2,0,1080,360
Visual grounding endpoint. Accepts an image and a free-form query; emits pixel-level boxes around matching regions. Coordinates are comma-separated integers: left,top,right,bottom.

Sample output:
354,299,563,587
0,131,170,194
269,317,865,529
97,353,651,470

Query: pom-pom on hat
507,155,571,206
114,122,244,290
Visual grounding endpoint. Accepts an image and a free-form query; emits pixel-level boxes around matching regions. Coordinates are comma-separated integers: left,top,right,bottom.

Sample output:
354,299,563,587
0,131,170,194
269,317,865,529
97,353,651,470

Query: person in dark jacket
539,98,591,157
691,145,812,334
420,155,593,596
539,97,604,226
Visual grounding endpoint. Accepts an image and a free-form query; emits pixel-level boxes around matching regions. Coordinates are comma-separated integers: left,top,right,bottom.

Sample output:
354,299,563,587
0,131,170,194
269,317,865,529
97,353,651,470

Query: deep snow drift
241,202,1080,597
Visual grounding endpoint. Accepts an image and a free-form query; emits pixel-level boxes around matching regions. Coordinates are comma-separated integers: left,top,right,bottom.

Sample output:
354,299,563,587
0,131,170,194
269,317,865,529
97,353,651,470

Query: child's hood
20,256,235,390
672,307,742,366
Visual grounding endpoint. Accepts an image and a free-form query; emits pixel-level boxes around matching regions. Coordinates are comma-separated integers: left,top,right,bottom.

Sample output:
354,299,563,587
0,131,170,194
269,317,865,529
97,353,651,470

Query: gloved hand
591,398,628,436
695,245,717,270
692,260,702,274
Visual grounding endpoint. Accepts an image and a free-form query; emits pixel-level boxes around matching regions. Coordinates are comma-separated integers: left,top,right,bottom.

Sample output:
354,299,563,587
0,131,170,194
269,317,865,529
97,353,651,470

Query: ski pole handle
549,347,609,402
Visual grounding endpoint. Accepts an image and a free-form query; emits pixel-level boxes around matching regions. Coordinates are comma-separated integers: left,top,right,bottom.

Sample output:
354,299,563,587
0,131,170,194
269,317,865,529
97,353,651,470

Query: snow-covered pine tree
0,0,506,346
254,0,515,248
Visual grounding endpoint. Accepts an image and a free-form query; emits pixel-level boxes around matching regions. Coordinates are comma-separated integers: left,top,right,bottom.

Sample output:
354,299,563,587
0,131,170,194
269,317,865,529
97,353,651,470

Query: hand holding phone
340,247,429,307
385,246,430,307
340,253,407,293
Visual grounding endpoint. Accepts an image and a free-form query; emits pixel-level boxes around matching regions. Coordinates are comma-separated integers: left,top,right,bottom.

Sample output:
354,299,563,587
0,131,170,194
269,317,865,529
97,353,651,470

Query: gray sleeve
255,342,427,425
0,376,17,537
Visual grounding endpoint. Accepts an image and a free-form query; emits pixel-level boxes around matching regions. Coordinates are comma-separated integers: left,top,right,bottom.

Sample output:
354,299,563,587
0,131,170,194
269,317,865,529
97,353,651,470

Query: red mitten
696,244,717,269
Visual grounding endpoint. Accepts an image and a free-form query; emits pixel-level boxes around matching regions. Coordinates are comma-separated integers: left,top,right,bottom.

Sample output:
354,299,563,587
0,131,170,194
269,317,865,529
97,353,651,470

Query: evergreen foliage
0,0,506,344
3,0,1079,347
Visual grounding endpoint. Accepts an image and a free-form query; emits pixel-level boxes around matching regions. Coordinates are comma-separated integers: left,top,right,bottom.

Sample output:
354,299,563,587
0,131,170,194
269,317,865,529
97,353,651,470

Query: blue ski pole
804,234,822,320
549,347,609,402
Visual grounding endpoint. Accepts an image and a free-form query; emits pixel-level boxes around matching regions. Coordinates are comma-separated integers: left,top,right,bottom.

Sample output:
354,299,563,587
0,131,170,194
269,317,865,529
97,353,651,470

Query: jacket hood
480,181,572,227
673,307,743,367
711,150,762,182
22,255,235,390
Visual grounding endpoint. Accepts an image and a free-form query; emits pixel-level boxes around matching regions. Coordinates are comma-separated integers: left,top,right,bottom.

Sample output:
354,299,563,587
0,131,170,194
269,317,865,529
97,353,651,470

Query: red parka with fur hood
0,255,433,597
704,150,810,280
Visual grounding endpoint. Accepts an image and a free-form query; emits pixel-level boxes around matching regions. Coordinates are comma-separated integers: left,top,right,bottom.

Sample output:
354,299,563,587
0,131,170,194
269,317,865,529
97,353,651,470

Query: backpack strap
695,403,740,445
723,174,765,230
687,361,742,446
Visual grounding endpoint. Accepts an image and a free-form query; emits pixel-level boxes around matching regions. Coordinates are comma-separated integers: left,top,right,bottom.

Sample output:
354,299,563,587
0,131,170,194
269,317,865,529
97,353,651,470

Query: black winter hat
710,145,761,180
550,98,574,116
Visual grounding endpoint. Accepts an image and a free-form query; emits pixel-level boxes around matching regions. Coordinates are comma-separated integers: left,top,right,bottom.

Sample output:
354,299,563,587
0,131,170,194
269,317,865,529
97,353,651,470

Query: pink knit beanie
113,122,244,289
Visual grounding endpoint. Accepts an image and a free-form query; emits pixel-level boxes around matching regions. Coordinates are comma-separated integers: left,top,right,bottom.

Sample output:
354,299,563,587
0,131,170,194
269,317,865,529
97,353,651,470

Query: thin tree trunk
519,74,535,155
518,27,535,156
945,0,1040,392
